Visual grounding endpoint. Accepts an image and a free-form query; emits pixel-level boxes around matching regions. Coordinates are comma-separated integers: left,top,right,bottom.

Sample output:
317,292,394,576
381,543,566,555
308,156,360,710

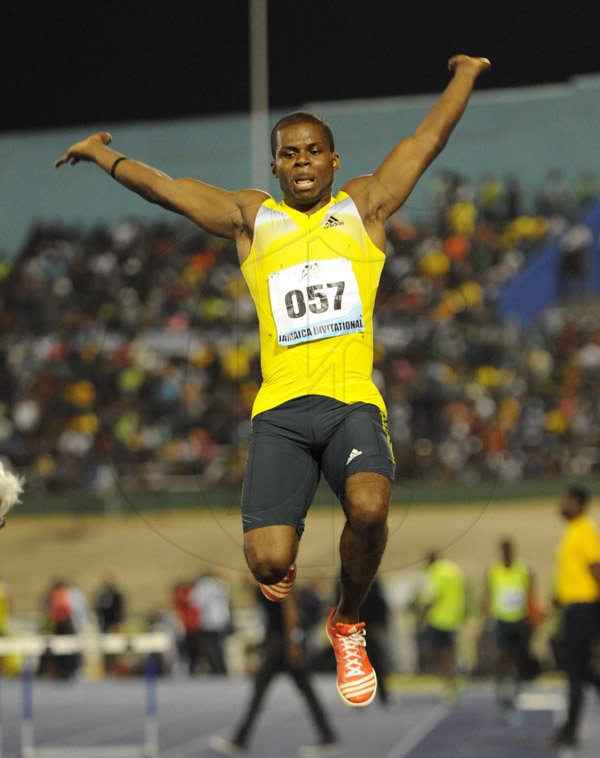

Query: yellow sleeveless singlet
488,560,530,623
241,191,386,417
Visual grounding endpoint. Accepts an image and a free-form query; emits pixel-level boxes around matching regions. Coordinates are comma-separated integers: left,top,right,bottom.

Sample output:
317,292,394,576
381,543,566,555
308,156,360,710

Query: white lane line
159,733,212,758
516,692,565,711
383,703,449,758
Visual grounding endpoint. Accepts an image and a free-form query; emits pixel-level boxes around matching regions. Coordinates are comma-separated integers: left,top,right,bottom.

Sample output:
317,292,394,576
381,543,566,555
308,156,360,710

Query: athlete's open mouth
293,175,315,188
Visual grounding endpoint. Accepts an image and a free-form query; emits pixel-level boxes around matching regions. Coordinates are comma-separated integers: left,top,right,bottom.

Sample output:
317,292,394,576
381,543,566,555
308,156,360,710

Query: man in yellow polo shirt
551,486,600,748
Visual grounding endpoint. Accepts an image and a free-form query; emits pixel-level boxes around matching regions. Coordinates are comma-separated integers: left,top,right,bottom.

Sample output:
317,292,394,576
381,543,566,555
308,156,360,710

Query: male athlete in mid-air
56,54,490,706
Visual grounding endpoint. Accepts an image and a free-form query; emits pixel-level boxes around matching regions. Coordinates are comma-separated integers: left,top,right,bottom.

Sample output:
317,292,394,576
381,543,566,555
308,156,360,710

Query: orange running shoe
326,607,377,707
258,564,297,602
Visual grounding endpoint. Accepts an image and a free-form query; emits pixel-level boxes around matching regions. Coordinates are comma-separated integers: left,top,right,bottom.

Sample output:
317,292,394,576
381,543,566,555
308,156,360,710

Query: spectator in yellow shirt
551,486,600,748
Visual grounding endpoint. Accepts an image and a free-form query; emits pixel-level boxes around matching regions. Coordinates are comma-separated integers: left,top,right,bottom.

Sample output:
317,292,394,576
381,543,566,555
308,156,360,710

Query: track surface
0,674,597,757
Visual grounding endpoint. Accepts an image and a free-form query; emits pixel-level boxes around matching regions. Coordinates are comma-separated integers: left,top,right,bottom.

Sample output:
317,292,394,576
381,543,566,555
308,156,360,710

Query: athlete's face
271,122,340,213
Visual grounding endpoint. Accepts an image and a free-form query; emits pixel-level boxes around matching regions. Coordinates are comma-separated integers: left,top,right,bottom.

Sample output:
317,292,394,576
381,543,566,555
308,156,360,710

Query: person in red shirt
172,580,202,675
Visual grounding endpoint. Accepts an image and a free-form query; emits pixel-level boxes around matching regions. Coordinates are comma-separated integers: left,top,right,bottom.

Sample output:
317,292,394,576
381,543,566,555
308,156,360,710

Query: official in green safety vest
483,538,540,721
418,551,467,703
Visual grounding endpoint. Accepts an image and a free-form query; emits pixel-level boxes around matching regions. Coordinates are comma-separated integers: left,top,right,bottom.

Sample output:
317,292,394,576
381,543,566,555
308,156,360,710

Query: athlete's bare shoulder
230,188,272,264
233,188,271,234
340,176,388,250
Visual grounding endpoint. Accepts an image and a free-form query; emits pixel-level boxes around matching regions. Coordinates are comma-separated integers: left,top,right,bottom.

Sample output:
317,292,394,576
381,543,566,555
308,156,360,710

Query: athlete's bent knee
348,502,388,532
246,554,292,585
344,473,391,532
345,491,389,532
244,526,297,584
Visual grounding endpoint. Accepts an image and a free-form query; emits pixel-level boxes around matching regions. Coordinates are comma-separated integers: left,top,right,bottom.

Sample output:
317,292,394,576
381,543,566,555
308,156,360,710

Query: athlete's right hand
54,131,112,168
447,55,491,76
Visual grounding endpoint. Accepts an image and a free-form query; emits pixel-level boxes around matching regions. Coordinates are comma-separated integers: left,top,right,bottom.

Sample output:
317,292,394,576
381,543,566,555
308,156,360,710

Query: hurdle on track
0,632,171,758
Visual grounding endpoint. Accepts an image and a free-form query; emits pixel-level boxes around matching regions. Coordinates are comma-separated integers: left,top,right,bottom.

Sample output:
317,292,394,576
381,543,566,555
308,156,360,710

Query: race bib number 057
268,258,364,346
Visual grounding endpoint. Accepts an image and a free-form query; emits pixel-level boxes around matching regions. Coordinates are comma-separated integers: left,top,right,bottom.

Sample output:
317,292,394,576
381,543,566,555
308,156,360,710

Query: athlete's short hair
270,111,335,158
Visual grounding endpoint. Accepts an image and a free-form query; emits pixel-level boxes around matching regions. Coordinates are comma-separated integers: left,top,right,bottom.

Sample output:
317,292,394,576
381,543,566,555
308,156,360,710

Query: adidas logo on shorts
346,448,363,465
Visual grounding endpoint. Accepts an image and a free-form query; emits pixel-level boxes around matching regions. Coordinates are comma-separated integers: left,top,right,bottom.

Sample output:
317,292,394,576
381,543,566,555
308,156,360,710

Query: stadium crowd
0,170,599,495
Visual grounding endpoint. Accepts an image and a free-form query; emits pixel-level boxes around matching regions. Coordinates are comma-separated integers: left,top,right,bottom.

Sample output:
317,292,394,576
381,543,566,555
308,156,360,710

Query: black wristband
110,156,128,178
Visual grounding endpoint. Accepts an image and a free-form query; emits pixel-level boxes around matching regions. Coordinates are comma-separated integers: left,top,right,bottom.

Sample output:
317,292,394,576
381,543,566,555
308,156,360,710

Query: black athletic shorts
423,625,456,649
241,395,395,535
493,618,530,653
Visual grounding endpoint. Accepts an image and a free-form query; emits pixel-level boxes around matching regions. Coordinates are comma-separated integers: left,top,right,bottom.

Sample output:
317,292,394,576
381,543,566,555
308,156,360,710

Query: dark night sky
4,0,600,133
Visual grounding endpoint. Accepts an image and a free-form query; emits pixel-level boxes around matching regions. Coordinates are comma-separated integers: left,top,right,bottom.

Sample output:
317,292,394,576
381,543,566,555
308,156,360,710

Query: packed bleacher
0,169,599,495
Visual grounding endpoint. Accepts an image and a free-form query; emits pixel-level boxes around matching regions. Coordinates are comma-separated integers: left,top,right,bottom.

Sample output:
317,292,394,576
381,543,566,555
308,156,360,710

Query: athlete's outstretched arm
55,131,267,241
344,55,490,226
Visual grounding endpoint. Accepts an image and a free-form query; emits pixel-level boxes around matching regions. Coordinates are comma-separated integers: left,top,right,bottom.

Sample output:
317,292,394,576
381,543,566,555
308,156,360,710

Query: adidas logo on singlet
323,215,344,229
